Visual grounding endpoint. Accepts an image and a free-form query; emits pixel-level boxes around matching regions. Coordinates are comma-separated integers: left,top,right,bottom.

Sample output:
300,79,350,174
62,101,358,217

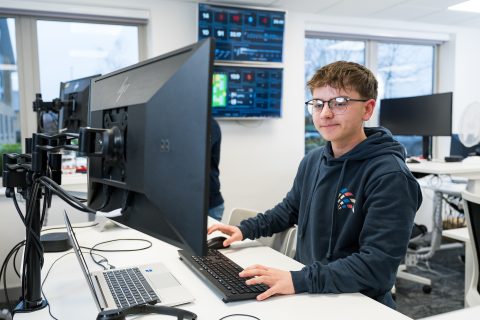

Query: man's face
311,86,375,147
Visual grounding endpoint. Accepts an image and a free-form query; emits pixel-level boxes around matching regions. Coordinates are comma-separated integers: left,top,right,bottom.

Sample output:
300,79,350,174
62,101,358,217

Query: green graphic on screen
212,73,227,107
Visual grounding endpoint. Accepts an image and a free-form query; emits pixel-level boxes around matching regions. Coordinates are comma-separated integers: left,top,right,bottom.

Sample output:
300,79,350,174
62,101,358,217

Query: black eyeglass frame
305,96,369,115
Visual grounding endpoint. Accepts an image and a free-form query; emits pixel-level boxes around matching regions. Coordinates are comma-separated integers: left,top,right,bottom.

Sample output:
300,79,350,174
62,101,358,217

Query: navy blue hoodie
238,127,422,308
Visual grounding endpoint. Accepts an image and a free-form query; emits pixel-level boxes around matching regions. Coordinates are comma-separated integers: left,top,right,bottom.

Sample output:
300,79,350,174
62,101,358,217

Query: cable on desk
219,314,261,320
0,240,26,312
41,222,99,233
41,250,113,319
80,238,153,271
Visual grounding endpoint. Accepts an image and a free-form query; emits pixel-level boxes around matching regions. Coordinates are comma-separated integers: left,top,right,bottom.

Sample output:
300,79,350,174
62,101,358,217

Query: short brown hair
307,61,378,100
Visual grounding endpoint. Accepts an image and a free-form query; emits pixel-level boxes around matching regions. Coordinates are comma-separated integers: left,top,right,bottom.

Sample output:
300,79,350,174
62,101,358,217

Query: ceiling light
449,0,480,13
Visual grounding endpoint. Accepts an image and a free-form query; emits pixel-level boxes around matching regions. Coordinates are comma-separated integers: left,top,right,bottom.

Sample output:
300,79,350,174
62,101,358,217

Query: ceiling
201,0,480,28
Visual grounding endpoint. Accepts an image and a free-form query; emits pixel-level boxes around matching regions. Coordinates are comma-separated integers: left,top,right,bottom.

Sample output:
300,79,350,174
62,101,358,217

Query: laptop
63,211,194,311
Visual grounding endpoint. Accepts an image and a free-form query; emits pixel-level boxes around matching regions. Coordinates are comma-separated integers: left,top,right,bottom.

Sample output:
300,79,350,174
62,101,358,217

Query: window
304,37,365,154
37,21,139,100
377,43,435,156
36,20,139,174
304,35,436,156
1,13,142,178
0,17,21,172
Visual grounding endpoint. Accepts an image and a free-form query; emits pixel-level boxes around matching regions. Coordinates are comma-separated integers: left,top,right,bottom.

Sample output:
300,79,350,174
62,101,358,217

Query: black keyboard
103,267,159,309
178,249,268,303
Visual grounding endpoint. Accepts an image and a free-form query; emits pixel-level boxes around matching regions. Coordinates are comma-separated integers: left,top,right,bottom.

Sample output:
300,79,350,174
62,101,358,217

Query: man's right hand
207,224,244,247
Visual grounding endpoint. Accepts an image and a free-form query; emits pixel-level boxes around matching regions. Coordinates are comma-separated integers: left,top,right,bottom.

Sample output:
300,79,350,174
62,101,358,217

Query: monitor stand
422,136,432,161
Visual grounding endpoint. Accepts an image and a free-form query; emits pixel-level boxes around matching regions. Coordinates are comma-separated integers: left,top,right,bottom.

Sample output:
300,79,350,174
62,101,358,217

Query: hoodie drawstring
326,159,349,260
298,149,324,239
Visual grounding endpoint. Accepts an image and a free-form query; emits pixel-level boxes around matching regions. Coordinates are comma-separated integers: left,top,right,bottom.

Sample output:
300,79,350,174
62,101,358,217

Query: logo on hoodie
337,187,355,213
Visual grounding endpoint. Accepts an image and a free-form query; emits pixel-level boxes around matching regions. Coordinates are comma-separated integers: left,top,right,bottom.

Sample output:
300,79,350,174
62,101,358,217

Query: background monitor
58,74,100,133
198,3,285,62
212,64,282,118
379,92,453,137
87,38,214,256
379,92,453,159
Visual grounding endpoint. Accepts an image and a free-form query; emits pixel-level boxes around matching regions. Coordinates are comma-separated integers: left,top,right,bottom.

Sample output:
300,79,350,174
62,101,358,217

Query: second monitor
58,74,100,133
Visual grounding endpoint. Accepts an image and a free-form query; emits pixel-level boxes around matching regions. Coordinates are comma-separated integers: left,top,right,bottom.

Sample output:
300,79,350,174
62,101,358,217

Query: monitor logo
116,77,130,103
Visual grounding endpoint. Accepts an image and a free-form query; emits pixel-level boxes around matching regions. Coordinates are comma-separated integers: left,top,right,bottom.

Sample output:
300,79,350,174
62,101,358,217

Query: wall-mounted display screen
212,65,282,118
198,3,285,63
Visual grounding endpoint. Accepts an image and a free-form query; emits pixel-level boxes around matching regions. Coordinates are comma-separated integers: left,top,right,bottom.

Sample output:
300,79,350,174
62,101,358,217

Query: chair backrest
462,190,480,306
227,208,297,258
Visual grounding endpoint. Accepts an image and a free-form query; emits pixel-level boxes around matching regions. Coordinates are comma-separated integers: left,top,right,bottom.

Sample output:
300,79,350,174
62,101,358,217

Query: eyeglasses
305,96,369,115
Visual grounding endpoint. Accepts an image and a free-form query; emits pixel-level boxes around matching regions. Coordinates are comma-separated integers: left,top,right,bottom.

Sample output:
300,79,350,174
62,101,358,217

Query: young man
208,61,422,308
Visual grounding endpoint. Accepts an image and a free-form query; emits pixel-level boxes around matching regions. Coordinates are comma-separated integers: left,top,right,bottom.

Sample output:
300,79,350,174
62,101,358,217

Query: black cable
40,250,101,320
1,241,26,312
38,176,95,214
12,244,23,278
12,192,25,226
82,239,153,253
41,222,99,233
44,294,59,320
218,314,261,320
80,238,153,271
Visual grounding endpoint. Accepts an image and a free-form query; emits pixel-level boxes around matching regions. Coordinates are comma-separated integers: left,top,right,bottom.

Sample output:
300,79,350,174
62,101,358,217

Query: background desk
14,218,411,320
407,161,480,193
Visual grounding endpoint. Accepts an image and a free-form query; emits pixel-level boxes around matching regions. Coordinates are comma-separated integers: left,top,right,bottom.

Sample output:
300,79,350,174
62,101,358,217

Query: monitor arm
33,93,75,133
1,127,122,314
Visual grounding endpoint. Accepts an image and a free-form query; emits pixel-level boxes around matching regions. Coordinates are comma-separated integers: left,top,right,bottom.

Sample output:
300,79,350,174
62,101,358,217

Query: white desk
442,227,473,307
405,161,479,262
14,219,411,320
407,161,480,193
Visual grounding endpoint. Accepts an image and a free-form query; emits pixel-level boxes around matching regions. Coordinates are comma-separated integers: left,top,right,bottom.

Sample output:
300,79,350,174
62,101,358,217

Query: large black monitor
86,39,214,256
58,74,100,133
198,3,285,62
212,64,282,118
379,92,453,159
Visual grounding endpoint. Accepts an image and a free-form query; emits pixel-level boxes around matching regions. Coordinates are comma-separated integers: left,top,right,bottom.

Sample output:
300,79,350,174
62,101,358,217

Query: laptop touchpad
147,272,180,289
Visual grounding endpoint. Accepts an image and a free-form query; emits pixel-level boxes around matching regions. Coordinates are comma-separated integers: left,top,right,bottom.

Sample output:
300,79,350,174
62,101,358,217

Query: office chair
462,190,480,307
227,208,297,258
395,223,432,294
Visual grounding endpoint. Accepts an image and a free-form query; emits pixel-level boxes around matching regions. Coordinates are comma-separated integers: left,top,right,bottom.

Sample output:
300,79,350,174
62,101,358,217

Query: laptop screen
63,211,102,310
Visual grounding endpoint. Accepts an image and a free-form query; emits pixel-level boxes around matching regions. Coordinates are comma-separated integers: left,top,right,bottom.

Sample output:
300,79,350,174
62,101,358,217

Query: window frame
0,12,146,152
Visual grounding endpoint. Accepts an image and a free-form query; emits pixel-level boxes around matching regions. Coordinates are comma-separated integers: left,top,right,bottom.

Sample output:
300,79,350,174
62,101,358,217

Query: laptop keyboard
103,267,159,308
178,249,268,303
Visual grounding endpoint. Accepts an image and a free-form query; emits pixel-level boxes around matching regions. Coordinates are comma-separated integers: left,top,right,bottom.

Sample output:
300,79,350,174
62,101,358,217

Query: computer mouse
207,236,230,250
406,158,421,164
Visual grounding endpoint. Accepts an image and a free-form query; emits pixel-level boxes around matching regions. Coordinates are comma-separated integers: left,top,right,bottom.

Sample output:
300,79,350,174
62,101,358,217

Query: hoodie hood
322,126,406,163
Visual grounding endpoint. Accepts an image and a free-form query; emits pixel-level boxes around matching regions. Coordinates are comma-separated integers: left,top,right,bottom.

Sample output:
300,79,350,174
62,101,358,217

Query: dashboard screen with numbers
198,3,285,63
212,65,282,118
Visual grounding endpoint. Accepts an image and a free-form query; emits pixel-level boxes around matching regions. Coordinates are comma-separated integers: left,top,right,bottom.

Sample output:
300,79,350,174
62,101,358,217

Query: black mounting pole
19,184,46,312
2,128,117,314
422,136,432,161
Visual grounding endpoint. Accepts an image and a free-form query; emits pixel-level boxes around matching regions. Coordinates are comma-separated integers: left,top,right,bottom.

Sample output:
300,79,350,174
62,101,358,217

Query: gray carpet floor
395,241,465,319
